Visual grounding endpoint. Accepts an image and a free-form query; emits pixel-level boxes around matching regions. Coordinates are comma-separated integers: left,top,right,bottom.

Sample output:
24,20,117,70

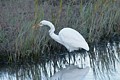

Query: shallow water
0,42,120,80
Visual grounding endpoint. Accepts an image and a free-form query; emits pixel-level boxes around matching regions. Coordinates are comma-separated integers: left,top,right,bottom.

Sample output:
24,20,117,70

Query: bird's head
32,20,55,33
32,20,49,29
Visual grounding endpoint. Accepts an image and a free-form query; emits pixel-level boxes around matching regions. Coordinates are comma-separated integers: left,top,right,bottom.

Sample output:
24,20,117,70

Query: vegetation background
0,0,120,62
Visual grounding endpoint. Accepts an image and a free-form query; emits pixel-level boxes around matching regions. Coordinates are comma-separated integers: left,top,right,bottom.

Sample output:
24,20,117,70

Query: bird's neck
48,23,57,40
50,33,63,45
47,23,63,45
47,22,55,35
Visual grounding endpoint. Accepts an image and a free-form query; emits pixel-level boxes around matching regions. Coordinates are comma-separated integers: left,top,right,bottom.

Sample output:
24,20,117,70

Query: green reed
0,0,120,60
1,42,120,80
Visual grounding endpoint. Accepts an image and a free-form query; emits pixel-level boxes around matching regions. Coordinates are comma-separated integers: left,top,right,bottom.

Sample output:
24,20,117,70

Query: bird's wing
59,28,88,49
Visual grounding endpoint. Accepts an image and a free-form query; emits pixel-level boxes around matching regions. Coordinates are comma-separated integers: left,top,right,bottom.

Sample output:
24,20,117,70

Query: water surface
0,42,120,80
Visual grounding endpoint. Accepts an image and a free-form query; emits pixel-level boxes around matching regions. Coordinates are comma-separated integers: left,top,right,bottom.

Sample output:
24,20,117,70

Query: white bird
35,20,89,52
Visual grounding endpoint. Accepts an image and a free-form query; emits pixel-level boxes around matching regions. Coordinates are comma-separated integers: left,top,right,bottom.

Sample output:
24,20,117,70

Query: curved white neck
48,23,55,35
44,21,63,45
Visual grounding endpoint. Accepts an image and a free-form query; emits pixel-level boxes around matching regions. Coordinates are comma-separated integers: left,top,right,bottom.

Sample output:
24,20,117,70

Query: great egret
34,20,89,52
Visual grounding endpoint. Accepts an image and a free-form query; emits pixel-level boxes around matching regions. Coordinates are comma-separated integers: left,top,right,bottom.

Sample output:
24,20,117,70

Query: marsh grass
17,0,120,54
89,42,120,80
0,0,120,61
0,0,120,79
0,42,119,80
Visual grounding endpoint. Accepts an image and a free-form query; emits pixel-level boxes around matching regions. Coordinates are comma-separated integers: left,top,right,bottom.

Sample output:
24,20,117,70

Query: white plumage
38,20,89,52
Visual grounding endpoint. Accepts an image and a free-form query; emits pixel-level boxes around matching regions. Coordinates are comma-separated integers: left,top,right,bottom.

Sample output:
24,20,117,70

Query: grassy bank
0,0,120,61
